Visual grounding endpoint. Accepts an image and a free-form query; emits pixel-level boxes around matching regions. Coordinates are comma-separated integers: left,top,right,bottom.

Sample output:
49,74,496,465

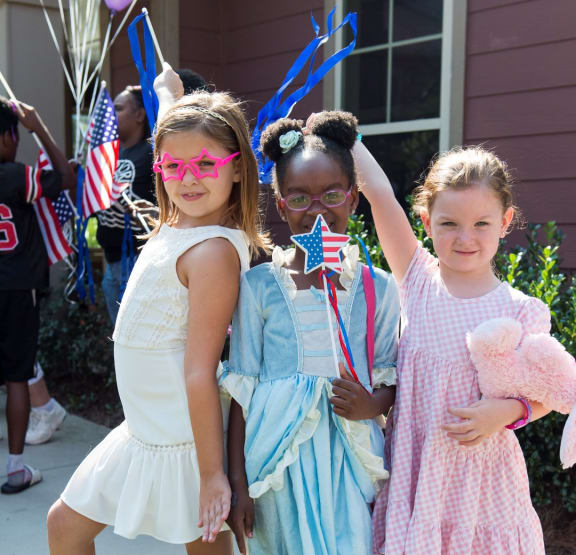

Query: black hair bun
260,118,304,162
308,111,357,150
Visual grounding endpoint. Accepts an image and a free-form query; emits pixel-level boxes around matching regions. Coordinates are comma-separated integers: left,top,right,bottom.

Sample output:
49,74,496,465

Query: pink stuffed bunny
467,317,576,469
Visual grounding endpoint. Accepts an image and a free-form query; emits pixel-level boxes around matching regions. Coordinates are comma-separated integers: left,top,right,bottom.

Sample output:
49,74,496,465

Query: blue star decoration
291,214,350,274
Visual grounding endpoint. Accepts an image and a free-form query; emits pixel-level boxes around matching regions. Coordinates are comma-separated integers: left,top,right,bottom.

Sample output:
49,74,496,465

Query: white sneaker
25,400,67,445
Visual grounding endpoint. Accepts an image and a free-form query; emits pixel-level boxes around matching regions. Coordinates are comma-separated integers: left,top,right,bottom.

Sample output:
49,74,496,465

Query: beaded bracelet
505,397,532,430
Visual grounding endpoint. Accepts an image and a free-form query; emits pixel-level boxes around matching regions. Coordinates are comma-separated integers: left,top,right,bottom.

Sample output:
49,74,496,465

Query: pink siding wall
179,0,325,248
109,0,149,97
110,1,326,249
179,0,324,122
465,0,576,267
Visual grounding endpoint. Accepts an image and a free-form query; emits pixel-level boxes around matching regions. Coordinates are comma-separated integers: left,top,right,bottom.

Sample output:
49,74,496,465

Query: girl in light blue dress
222,111,400,554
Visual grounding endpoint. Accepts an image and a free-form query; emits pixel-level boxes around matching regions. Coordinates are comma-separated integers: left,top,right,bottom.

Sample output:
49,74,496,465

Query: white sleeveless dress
61,224,250,544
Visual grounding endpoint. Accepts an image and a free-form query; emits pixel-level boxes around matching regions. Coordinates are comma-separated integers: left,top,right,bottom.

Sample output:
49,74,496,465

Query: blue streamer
355,235,375,278
119,212,135,302
74,166,95,304
251,7,357,183
128,13,159,132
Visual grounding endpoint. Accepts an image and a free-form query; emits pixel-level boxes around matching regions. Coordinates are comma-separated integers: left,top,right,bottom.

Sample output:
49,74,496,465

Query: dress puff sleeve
518,296,552,336
220,273,263,414
398,242,438,308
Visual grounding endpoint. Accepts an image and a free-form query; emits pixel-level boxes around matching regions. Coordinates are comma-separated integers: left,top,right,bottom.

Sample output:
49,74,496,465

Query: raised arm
14,100,75,190
353,140,418,281
153,62,184,123
177,238,240,543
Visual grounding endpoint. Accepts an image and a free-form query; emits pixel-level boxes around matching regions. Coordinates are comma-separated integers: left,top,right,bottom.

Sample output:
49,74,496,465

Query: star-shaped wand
291,214,350,378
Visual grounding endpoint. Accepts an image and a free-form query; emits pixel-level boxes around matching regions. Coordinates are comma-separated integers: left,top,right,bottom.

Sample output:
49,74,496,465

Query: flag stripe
85,164,107,211
33,150,73,265
80,88,120,217
33,203,56,262
34,169,43,201
36,200,58,256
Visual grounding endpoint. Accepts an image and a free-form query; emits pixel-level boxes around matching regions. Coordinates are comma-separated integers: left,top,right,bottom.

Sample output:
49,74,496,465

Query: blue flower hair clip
279,130,302,154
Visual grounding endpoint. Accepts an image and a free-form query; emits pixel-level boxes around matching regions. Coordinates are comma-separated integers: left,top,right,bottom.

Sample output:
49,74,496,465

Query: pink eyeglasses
153,149,240,181
279,187,353,211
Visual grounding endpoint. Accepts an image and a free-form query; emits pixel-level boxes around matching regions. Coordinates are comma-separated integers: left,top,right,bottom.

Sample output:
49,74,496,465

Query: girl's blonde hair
150,91,270,258
413,146,519,223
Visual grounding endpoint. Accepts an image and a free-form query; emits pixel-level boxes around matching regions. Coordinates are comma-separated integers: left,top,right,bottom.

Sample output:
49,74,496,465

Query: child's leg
47,499,106,555
6,381,30,453
29,372,51,407
185,531,233,555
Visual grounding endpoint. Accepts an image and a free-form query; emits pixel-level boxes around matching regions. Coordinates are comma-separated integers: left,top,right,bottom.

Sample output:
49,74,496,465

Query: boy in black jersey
0,96,74,493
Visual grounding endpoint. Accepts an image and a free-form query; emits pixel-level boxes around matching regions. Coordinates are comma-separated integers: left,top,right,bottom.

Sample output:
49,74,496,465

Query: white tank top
113,224,250,350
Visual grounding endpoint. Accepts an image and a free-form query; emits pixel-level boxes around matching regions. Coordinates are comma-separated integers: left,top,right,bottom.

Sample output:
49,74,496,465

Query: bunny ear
560,406,576,469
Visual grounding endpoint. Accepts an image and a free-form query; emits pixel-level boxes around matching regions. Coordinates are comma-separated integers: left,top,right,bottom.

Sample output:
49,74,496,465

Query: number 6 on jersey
0,204,19,251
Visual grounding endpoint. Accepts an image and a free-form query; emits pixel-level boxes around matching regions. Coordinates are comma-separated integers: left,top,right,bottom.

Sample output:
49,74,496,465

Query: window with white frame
336,0,453,215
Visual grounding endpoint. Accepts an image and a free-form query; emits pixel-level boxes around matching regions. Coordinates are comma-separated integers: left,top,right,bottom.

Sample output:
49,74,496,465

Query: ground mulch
538,503,576,554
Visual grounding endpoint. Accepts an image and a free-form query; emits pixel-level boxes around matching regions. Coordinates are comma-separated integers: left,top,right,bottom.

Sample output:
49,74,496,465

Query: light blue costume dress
220,245,400,554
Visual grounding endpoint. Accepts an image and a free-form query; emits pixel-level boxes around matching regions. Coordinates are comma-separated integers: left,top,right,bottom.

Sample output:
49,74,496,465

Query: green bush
349,215,576,511
38,285,114,380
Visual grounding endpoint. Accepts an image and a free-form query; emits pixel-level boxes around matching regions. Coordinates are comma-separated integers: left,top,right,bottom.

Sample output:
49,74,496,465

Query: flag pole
142,8,165,66
121,191,152,235
321,266,342,378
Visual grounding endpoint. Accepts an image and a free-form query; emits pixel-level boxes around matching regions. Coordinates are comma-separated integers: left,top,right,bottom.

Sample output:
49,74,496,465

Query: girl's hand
198,471,232,542
330,363,379,420
443,398,526,447
153,62,184,101
227,484,254,554
154,62,184,121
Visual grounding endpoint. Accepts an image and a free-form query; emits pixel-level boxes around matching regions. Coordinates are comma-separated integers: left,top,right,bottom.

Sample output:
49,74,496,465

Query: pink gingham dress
372,245,549,555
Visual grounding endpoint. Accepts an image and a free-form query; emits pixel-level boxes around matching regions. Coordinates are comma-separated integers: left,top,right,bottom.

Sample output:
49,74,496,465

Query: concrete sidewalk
0,391,183,555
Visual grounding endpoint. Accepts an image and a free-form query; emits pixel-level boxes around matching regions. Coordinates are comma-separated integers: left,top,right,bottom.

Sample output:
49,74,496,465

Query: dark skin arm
330,363,396,420
227,399,254,554
14,100,75,190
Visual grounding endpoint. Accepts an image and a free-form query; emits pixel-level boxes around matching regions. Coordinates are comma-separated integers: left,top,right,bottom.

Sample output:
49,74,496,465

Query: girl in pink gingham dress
355,143,550,554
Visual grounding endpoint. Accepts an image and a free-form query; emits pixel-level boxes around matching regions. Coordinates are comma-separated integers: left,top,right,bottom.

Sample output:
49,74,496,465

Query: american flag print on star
291,214,350,274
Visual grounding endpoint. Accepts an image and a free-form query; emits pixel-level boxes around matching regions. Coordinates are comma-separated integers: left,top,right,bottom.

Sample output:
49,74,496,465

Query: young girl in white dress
47,90,269,554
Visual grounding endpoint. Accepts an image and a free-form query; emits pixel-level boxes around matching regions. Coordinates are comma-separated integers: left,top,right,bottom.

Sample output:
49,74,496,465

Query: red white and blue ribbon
291,214,360,381
320,269,361,384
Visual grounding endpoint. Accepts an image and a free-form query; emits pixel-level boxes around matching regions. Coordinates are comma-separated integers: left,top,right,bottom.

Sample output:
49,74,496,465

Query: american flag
82,88,126,217
33,150,73,265
291,214,350,274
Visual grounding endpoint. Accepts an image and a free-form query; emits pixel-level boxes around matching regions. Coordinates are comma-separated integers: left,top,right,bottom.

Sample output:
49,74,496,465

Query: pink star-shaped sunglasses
153,149,240,181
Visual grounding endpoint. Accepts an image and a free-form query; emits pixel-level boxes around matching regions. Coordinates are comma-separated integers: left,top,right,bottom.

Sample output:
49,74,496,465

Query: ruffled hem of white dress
61,422,229,544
